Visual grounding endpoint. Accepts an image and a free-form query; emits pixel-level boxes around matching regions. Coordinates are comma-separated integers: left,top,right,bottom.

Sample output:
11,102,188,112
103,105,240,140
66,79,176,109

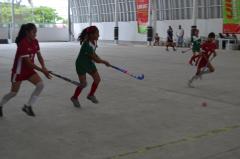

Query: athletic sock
72,86,83,99
26,81,44,107
88,82,99,97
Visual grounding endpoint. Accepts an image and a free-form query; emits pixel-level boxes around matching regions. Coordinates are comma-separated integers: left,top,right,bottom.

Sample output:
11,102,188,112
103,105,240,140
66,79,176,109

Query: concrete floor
0,42,240,159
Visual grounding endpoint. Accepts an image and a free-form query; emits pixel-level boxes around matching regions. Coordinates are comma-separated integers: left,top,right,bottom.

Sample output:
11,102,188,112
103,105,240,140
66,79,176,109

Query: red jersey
11,38,39,82
201,41,217,56
197,40,217,69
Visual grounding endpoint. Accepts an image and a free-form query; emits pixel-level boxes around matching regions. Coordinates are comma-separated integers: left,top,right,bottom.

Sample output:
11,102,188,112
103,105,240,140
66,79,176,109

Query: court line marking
105,124,240,159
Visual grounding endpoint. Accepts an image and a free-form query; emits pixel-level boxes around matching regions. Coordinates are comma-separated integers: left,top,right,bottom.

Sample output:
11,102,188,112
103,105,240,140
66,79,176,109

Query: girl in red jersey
70,26,110,108
0,23,51,117
188,32,217,87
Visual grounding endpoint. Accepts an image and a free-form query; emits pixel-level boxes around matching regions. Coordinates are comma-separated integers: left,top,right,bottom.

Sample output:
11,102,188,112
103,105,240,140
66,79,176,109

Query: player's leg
188,65,202,87
87,71,101,104
22,73,44,116
71,74,87,108
0,82,21,117
172,42,176,51
200,63,215,76
166,41,169,51
189,51,198,65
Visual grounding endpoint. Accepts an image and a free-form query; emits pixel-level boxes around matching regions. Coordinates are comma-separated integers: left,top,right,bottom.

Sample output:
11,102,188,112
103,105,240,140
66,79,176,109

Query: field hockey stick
181,48,192,53
50,72,80,86
110,65,144,80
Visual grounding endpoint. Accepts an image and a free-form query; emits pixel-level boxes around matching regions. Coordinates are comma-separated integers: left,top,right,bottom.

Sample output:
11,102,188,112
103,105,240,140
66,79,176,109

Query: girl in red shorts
0,23,51,117
188,32,217,87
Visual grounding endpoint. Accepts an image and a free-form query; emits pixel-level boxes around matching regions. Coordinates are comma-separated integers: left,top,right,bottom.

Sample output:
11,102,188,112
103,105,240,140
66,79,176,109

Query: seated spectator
153,33,160,46
219,33,225,38
232,34,238,41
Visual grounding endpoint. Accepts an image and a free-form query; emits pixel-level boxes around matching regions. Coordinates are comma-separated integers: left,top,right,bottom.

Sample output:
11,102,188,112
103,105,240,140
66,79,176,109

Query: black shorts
167,38,173,43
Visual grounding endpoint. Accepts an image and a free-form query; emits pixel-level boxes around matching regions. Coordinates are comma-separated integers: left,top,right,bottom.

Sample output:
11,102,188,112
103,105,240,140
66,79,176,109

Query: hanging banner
136,0,149,34
223,0,240,34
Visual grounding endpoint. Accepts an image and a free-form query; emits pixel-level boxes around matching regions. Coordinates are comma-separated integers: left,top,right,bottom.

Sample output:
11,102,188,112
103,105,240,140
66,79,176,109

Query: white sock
0,92,17,107
200,70,211,76
26,81,44,107
190,75,198,82
27,96,38,107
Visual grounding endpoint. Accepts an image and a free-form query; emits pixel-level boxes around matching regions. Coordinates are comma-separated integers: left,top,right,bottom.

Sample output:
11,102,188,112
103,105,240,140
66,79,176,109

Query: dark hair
77,26,99,45
193,29,199,35
15,23,36,46
208,32,215,39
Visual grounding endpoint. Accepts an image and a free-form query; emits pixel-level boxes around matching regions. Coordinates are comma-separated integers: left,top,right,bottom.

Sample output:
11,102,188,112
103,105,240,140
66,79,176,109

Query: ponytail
77,28,88,45
77,26,99,45
15,23,36,46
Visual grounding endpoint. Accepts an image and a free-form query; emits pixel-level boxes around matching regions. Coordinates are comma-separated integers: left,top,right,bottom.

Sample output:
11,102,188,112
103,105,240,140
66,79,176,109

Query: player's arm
37,51,46,68
212,50,217,57
37,51,52,78
90,52,110,66
22,57,52,79
36,51,45,67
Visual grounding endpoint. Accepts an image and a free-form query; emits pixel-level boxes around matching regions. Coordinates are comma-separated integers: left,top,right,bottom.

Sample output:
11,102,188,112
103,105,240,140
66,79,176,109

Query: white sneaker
87,96,99,104
188,79,194,88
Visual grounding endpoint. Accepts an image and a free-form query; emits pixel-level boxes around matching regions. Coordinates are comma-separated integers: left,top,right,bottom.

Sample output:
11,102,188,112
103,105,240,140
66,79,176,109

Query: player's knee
94,77,101,84
210,68,215,72
80,82,87,88
36,81,44,91
9,92,17,97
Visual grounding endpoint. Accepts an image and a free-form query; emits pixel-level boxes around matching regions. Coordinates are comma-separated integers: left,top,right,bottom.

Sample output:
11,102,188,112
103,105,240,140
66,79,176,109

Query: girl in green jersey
71,26,110,107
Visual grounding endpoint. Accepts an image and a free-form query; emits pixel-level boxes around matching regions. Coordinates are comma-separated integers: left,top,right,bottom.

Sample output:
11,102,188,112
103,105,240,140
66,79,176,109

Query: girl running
0,23,51,117
189,29,201,65
71,26,110,108
188,32,217,87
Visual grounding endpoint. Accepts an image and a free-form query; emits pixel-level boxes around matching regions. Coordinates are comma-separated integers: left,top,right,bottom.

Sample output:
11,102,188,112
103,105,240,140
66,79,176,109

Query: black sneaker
0,107,3,117
70,97,81,108
87,95,99,104
22,105,35,117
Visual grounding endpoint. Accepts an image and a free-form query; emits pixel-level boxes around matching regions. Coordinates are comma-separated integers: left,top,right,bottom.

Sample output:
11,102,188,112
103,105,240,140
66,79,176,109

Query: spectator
218,33,226,49
225,33,230,38
232,34,238,41
153,33,160,46
219,33,225,38
166,26,176,51
176,25,184,47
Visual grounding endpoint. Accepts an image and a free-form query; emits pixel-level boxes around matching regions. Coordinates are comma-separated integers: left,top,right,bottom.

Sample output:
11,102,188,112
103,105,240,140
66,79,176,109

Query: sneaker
0,107,3,117
22,105,35,117
87,95,99,104
71,97,81,108
188,79,194,88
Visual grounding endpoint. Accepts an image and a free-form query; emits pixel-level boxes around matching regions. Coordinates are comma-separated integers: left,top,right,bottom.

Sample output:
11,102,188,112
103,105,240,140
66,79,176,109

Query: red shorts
11,70,36,82
197,57,208,69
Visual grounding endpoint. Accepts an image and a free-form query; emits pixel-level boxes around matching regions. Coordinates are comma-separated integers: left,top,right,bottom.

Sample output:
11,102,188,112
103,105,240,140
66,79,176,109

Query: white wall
0,27,69,42
37,28,69,42
0,28,9,39
73,22,146,41
73,18,229,42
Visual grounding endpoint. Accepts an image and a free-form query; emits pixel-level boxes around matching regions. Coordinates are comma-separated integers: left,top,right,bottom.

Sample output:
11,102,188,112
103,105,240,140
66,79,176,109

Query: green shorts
192,46,200,52
76,62,97,75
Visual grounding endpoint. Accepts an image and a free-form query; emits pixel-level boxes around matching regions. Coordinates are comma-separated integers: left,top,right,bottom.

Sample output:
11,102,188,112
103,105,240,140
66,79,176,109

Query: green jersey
192,36,201,52
75,41,97,75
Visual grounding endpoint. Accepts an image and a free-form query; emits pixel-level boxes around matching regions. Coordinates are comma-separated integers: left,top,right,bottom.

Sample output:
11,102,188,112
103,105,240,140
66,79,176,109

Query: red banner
223,0,240,34
136,0,149,33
